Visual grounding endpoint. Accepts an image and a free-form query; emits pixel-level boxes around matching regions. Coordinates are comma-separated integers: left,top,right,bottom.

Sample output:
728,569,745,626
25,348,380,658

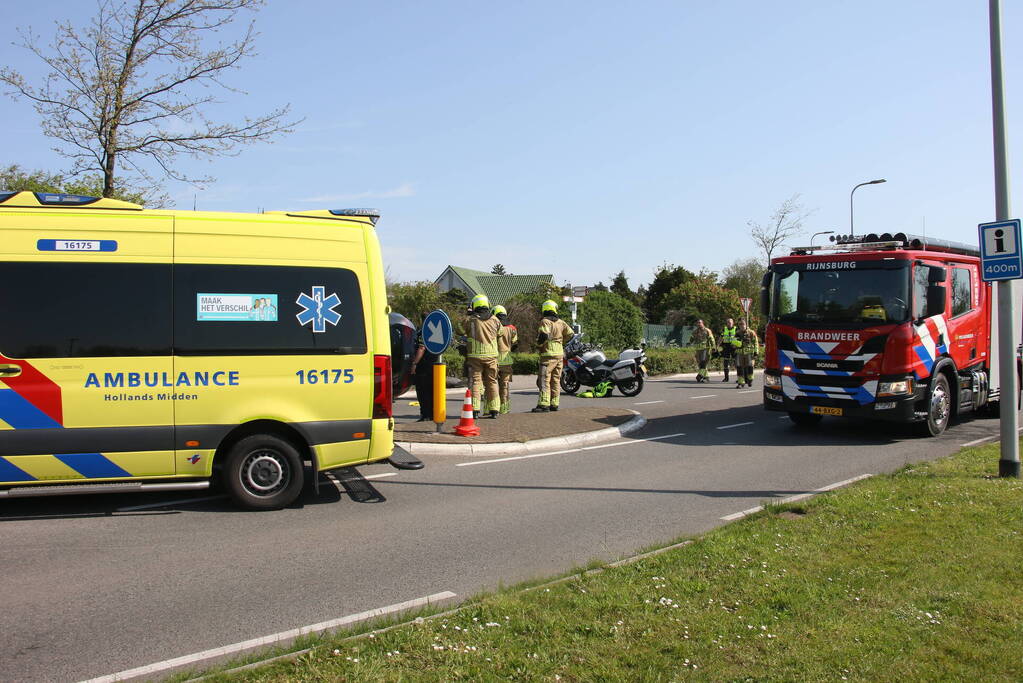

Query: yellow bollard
432,362,447,430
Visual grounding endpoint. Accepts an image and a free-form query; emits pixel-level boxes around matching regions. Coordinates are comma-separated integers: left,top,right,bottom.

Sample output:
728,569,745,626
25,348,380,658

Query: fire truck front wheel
918,374,952,437
788,411,823,427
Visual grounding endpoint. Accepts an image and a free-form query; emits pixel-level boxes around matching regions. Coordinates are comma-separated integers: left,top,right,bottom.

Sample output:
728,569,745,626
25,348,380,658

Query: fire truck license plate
810,406,843,416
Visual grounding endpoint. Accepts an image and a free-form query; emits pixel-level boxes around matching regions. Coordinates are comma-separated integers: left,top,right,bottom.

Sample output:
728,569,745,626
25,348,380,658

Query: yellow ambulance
0,191,420,509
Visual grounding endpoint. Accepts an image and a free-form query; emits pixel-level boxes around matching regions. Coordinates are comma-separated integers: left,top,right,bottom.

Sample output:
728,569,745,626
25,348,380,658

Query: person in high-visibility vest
719,317,737,383
462,293,502,418
532,299,573,413
691,319,716,383
734,319,760,388
493,304,518,414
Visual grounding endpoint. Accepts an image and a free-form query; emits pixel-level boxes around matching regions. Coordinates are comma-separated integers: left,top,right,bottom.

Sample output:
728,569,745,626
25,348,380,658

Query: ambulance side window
0,261,172,358
951,267,972,317
173,264,367,355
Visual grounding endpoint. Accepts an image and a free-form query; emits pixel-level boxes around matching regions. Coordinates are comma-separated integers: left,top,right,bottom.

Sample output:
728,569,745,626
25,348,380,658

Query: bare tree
748,194,815,264
0,0,300,199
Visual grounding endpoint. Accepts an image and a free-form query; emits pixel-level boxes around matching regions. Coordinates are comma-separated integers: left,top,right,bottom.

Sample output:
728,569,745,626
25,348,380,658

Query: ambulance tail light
373,354,393,419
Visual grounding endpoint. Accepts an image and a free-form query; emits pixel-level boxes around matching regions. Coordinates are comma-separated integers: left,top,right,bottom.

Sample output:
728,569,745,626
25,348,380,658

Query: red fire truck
760,232,1020,436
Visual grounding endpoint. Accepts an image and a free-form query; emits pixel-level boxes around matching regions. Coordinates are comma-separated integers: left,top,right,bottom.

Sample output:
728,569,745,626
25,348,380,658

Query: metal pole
849,180,886,238
990,0,1020,477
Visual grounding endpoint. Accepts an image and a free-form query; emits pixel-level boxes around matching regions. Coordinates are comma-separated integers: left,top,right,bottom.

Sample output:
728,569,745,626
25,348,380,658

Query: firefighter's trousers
695,348,710,379
537,356,563,408
497,364,513,413
736,351,756,384
468,357,500,413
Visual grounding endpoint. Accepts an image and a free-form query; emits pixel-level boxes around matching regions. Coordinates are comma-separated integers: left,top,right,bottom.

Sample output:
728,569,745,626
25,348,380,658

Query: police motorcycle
560,334,647,397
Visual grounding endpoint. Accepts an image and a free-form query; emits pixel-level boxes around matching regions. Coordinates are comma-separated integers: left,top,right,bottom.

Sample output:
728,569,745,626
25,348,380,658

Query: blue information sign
422,309,453,356
979,219,1023,282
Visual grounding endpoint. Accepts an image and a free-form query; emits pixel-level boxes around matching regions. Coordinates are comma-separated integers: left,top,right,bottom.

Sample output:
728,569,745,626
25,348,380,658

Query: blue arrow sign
979,219,1023,282
422,309,453,355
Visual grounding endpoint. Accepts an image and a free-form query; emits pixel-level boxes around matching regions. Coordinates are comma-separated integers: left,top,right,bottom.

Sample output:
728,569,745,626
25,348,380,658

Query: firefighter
533,299,573,413
493,304,518,414
734,319,760,388
719,317,737,382
462,294,502,418
691,319,715,383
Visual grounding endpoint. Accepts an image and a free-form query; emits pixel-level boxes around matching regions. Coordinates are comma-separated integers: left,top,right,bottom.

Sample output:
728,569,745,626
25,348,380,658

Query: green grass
210,443,1023,682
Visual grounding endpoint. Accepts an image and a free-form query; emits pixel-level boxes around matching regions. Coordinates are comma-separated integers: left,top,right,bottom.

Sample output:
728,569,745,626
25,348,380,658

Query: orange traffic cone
453,388,480,437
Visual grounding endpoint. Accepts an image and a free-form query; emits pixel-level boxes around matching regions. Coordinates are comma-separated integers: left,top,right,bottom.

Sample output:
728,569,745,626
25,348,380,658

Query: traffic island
395,406,646,456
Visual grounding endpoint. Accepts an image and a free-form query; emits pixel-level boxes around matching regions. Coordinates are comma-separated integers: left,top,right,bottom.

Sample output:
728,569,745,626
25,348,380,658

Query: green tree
0,164,156,205
662,280,744,334
578,290,643,350
592,281,608,292
720,257,766,299
490,263,508,275
609,270,643,310
387,281,445,327
0,0,298,198
645,263,698,323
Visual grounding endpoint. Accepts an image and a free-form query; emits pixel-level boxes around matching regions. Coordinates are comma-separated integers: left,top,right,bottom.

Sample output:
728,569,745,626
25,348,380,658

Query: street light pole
849,179,886,238
810,230,835,247
989,0,1020,477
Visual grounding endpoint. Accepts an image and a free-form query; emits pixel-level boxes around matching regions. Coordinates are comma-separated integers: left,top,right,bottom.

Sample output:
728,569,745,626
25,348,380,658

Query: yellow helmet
492,304,507,316
542,299,558,314
471,293,490,310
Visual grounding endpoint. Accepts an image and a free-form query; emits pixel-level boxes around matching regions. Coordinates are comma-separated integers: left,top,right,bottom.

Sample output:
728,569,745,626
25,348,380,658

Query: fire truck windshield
772,263,910,326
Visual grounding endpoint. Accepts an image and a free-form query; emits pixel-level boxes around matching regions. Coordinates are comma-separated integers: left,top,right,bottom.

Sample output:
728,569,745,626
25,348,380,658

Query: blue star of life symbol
296,285,342,333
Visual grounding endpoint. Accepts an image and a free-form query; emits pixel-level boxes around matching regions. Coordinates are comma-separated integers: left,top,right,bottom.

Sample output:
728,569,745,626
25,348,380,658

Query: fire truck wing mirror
926,285,947,318
759,269,772,317
928,266,947,284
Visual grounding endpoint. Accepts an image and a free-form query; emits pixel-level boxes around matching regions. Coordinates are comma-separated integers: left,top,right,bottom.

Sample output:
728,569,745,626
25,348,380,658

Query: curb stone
396,411,647,456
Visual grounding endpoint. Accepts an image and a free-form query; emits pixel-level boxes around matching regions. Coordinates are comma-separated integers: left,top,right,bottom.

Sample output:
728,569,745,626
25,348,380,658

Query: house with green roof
435,266,555,305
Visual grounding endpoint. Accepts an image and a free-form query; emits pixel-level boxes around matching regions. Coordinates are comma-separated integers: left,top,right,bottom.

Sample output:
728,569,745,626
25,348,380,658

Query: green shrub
578,290,644,349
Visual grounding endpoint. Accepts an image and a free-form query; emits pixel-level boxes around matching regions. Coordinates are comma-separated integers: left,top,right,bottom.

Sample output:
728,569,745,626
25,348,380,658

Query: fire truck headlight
878,379,913,396
764,373,782,389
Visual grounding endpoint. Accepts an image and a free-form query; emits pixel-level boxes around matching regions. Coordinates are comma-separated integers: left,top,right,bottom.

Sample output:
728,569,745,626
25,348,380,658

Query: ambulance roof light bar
330,208,380,225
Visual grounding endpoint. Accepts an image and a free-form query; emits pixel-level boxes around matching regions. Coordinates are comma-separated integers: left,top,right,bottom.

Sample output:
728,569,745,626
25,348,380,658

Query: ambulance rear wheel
789,411,823,427
223,434,304,510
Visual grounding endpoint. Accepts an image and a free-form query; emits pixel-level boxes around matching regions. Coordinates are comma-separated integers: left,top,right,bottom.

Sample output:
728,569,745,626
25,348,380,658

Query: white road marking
690,394,717,399
959,425,1023,448
633,400,664,405
716,421,754,430
115,495,227,513
738,389,759,394
81,591,457,683
720,474,874,520
456,432,688,467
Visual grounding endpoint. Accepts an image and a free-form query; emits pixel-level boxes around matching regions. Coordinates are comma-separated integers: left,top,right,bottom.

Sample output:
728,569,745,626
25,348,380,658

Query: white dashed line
633,400,665,405
81,592,458,683
690,394,717,399
456,432,688,467
720,474,874,520
716,421,754,430
737,389,759,394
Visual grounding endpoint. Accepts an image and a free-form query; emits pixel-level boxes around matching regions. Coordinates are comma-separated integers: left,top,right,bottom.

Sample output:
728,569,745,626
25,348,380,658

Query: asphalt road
0,372,1011,681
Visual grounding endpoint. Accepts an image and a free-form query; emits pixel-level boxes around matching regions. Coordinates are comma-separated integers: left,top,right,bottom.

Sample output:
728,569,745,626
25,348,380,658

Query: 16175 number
296,369,354,384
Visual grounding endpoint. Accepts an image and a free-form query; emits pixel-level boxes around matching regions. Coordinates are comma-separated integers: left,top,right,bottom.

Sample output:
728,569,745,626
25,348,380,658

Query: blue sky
2,1,1020,289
